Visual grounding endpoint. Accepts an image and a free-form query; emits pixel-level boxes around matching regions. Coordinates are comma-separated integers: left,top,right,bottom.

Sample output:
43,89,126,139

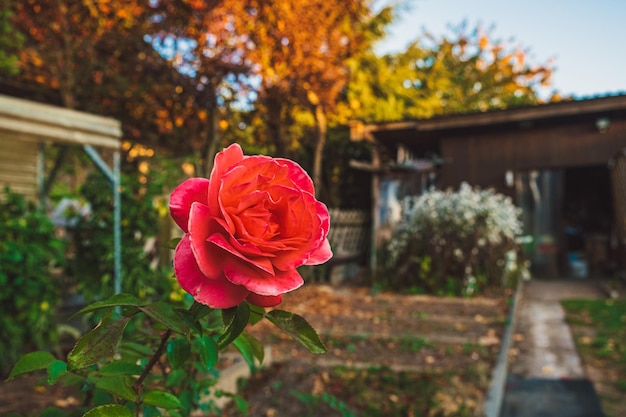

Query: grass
561,298,626,417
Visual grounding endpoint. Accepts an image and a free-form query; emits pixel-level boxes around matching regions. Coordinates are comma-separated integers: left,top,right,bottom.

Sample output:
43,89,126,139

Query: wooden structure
0,94,123,291
351,94,626,278
0,94,122,200
326,208,370,283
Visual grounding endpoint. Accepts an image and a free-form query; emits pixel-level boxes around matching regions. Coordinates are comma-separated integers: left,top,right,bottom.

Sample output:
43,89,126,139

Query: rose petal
208,144,244,216
246,292,282,307
170,178,210,232
304,238,333,265
207,233,275,275
223,258,304,296
174,236,248,308
274,158,315,195
188,203,227,279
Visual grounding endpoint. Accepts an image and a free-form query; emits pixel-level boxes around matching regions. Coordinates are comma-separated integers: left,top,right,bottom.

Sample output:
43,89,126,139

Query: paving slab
500,376,604,417
501,279,606,417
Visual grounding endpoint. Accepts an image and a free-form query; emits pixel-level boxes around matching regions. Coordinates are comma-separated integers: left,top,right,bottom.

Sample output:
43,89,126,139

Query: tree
0,0,239,162
148,0,255,176
342,22,559,124
0,0,22,76
234,0,387,196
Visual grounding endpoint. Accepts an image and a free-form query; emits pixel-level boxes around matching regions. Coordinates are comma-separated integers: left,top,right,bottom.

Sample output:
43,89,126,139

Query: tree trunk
312,104,327,198
266,92,288,157
198,86,219,178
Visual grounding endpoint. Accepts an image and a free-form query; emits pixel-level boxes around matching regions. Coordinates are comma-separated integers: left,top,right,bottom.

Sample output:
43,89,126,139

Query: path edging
483,278,524,417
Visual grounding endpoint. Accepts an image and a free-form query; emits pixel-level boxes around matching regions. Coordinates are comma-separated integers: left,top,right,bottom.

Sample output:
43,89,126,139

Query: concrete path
500,279,606,417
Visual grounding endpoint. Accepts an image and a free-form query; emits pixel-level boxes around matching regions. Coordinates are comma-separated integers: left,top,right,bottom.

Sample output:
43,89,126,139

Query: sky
375,0,626,99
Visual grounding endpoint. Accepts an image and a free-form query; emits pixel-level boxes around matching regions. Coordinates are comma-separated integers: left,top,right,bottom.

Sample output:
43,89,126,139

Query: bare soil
220,284,511,417
0,284,511,417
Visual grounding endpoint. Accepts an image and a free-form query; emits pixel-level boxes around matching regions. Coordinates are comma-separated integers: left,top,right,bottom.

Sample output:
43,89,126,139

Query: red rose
170,144,332,308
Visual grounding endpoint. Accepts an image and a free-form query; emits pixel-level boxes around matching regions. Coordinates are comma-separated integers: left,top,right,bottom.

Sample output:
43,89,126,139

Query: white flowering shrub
384,183,524,295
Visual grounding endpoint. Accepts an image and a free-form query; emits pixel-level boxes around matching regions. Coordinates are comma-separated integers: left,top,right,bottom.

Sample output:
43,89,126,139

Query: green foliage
291,390,356,417
66,165,174,302
0,0,22,76
8,292,325,416
0,188,66,374
383,183,525,296
562,298,626,416
341,22,557,124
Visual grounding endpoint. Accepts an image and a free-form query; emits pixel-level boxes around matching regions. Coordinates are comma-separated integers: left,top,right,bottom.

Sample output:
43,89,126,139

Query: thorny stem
133,328,172,414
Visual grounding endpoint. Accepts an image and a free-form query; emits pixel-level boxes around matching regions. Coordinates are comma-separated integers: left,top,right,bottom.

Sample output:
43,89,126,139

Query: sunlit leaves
266,309,327,354
68,312,131,370
82,405,133,417
6,351,56,381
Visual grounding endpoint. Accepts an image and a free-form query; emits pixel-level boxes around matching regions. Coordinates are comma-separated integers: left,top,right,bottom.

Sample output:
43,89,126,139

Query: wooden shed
0,93,122,201
0,93,123,292
351,94,626,278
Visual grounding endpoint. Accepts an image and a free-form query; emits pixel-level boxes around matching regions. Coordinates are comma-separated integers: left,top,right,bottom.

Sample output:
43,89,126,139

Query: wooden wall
0,132,39,201
438,114,626,194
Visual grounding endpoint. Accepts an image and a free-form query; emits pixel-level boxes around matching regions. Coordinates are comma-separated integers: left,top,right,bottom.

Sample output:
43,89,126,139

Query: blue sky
375,0,626,99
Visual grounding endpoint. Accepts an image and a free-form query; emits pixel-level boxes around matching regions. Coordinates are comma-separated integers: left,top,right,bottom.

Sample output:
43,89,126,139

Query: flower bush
0,188,66,375
7,145,330,417
384,183,524,295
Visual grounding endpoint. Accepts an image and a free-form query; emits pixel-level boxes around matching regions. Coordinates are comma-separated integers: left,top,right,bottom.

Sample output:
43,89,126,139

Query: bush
383,183,525,296
67,168,175,302
0,188,66,374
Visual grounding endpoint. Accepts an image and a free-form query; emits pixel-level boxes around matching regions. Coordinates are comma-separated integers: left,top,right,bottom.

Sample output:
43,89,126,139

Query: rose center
238,203,280,241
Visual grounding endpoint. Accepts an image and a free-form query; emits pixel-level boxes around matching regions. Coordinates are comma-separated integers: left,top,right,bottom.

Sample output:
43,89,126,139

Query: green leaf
218,303,250,348
70,293,144,319
53,371,85,387
167,338,191,369
165,368,186,388
198,335,219,370
167,238,182,249
68,312,131,370
190,301,213,321
99,361,144,376
176,309,203,335
233,333,265,369
248,303,266,325
119,342,153,356
143,389,183,409
6,351,56,381
265,310,327,354
39,407,69,417
140,301,189,335
82,404,133,417
95,376,136,402
47,360,67,384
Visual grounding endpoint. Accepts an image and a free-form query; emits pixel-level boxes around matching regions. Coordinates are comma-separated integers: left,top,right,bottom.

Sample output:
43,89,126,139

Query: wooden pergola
0,94,124,294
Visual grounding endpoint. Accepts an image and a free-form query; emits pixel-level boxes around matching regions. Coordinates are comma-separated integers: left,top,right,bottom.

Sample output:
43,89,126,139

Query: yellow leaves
181,162,195,176
478,36,489,50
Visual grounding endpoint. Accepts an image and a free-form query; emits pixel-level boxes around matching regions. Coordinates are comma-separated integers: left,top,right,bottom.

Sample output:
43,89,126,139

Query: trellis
326,208,370,282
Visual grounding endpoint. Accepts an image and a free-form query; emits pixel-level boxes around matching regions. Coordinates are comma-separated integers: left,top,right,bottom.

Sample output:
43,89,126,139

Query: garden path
501,279,606,417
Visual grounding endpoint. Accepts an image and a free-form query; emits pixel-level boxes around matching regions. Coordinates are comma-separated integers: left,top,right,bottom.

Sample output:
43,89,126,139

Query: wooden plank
0,94,121,148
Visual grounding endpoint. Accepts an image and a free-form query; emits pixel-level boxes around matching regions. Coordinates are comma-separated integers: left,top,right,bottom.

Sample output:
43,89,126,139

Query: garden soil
1,284,511,416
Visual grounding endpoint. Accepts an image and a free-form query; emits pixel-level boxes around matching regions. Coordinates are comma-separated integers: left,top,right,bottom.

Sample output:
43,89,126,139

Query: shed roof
0,93,122,148
350,94,626,142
